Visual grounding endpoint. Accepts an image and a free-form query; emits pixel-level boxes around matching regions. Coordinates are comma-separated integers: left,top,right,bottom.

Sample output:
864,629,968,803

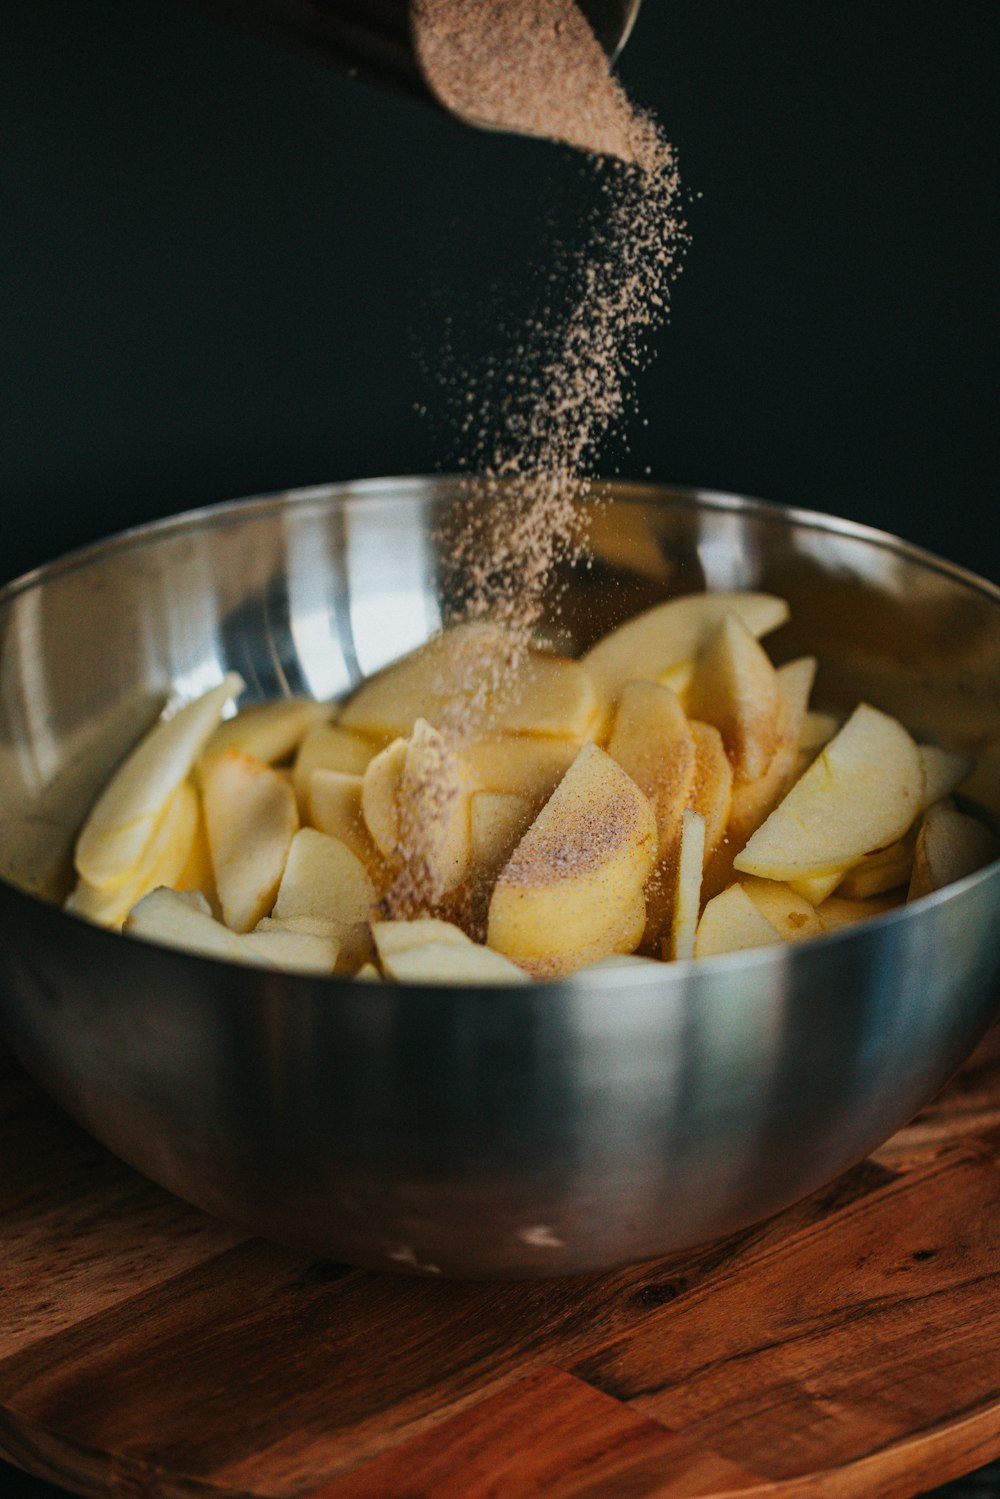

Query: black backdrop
1,0,997,587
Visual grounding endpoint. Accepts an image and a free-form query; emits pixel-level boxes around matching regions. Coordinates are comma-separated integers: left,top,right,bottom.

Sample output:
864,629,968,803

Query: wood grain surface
1,1026,999,1499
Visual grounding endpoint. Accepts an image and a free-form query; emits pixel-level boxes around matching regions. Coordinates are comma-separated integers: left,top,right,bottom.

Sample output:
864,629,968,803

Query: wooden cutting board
2,1024,1000,1499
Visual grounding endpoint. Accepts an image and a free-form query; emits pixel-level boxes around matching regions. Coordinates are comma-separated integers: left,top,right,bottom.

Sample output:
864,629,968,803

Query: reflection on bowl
0,478,998,1278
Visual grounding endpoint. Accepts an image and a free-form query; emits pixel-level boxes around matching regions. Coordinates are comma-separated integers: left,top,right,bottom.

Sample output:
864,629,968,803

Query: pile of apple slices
63,592,998,982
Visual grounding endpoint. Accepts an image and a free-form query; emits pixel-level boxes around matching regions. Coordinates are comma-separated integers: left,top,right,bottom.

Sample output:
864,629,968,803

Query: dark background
1,0,997,589
1,2,998,1495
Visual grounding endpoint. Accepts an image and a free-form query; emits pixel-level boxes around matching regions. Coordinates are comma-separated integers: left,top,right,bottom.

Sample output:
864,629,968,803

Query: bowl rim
1,475,998,991
2,475,999,609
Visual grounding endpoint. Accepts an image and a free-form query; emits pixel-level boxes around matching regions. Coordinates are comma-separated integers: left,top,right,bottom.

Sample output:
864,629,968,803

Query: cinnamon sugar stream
383,0,687,917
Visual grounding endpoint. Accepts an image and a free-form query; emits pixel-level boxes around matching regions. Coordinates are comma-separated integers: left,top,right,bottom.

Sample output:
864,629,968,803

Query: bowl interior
2,477,998,905
1,479,999,1275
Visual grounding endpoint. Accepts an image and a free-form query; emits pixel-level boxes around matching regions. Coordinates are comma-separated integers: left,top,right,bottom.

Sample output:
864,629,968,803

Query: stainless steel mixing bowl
1,478,998,1278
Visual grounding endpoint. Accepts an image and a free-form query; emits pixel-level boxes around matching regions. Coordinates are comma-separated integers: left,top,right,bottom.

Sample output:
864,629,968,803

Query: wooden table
2,1023,999,1499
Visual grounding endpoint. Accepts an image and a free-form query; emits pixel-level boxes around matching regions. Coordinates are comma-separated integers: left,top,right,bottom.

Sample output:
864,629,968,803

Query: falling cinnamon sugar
383,0,687,917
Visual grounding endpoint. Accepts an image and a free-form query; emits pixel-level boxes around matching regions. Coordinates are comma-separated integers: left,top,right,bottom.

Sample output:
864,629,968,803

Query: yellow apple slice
581,591,789,714
738,875,824,942
663,808,705,961
75,673,244,891
372,918,472,959
686,613,783,784
694,884,786,959
202,697,329,768
775,656,818,731
461,735,578,803
735,704,923,882
200,750,299,933
173,798,217,907
240,924,339,974
361,737,408,860
908,803,1000,900
339,622,598,741
396,718,472,897
65,780,199,930
816,892,903,931
607,680,696,858
273,828,377,969
292,721,380,811
379,938,530,985
129,891,336,974
701,659,812,899
124,887,274,966
495,893,649,982
835,830,916,900
917,744,975,811
307,768,387,879
254,913,339,939
788,871,847,906
800,709,841,753
659,659,695,705
470,791,536,880
687,721,733,864
487,743,657,979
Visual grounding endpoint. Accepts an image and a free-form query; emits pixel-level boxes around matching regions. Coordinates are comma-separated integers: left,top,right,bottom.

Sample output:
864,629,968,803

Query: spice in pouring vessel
383,0,687,915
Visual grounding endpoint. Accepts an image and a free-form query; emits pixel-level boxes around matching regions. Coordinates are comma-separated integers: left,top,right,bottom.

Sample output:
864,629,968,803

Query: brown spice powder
383,0,687,917
412,0,660,167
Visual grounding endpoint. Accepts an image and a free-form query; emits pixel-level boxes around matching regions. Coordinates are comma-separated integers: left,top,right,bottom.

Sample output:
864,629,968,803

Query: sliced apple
835,830,916,900
124,887,272,966
373,916,529,983
200,750,299,933
65,780,199,930
788,870,847,906
129,891,336,974
607,680,696,858
917,743,975,811
775,656,818,733
487,743,657,979
800,709,841,753
686,613,783,784
738,875,824,942
240,924,339,974
379,937,530,985
908,803,1000,900
202,697,329,768
687,720,733,863
461,735,578,803
734,704,923,882
173,797,217,907
694,884,786,959
469,791,536,880
361,737,408,860
397,719,473,898
340,622,598,741
75,673,244,890
663,809,706,961
254,913,340,939
816,892,903,931
307,767,385,875
372,918,473,959
581,591,789,714
701,660,812,899
292,722,380,813
273,828,377,969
